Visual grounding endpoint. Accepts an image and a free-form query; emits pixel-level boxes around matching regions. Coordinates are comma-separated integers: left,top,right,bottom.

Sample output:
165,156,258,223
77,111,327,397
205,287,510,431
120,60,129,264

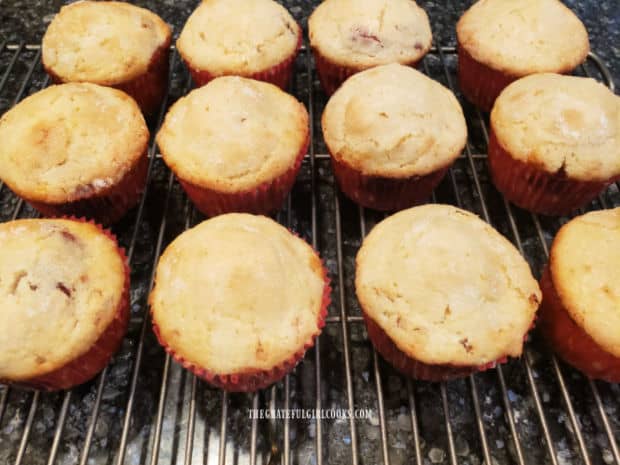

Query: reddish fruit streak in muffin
352,27,384,47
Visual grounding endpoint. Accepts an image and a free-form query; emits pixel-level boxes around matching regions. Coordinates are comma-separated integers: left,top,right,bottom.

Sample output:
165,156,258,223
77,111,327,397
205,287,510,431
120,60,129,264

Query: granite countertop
0,0,619,87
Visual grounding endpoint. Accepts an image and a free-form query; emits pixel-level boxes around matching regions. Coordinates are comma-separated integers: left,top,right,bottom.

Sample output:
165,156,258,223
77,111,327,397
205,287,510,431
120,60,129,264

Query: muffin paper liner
0,217,130,391
488,129,615,216
330,154,450,212
539,267,620,382
456,43,518,112
178,134,309,217
44,38,171,116
312,49,425,96
27,149,149,225
151,252,331,392
185,27,302,90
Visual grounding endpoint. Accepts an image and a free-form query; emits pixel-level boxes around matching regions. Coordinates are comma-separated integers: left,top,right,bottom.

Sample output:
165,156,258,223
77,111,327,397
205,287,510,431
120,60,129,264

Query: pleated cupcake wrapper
488,130,615,216
151,250,331,392
1,217,130,391
178,133,309,217
539,267,620,382
312,48,425,96
44,39,171,116
456,42,518,112
185,27,302,90
27,150,149,226
330,153,451,212
363,308,537,382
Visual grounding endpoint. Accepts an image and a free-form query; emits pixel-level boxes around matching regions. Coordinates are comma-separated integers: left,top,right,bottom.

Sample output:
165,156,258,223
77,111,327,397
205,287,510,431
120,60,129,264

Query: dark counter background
1,0,618,88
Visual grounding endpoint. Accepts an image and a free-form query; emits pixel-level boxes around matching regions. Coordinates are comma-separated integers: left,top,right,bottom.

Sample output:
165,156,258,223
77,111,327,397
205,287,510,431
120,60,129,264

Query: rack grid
0,37,618,465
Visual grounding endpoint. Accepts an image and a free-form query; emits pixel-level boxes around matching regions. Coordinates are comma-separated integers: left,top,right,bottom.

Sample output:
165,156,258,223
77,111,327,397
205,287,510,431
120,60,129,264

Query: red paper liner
184,27,302,90
330,155,450,212
488,129,615,216
151,254,331,392
27,149,149,225
363,313,509,382
456,43,518,112
44,38,171,115
538,267,620,382
312,49,425,96
178,134,308,217
0,217,130,391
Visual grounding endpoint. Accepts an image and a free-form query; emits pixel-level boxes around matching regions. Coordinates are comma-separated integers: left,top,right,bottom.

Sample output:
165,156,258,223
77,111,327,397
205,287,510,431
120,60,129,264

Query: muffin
457,0,589,111
539,208,620,382
0,218,129,390
157,76,309,216
489,74,620,216
0,83,149,225
309,0,432,95
42,1,171,115
149,214,330,392
322,64,467,211
356,204,541,381
177,0,301,89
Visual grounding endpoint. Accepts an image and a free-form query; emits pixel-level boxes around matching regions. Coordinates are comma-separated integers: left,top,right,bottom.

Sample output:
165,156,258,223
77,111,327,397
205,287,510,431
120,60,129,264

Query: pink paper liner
539,266,620,382
312,49,425,96
0,217,130,391
27,148,149,226
151,252,331,392
44,36,171,115
329,153,451,212
184,26,302,90
178,133,309,217
362,305,537,382
488,128,616,216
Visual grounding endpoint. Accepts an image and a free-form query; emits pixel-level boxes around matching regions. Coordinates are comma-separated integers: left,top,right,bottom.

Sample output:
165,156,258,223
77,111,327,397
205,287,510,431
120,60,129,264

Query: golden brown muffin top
322,64,467,177
0,83,148,204
157,76,308,192
550,208,620,357
42,1,171,85
356,205,541,366
149,214,325,374
0,219,126,381
492,74,620,181
309,0,432,69
457,0,589,76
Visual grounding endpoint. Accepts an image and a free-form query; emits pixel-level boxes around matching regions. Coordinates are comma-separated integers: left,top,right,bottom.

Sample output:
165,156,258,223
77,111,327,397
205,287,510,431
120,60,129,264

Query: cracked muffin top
457,0,589,77
156,76,308,192
0,219,127,381
149,214,326,374
322,64,467,177
177,0,301,76
549,208,620,357
491,74,620,181
356,204,541,367
42,1,171,85
309,0,432,69
0,83,148,204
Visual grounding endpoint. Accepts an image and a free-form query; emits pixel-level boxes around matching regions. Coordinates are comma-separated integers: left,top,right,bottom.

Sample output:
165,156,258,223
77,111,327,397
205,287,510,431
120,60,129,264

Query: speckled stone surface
0,0,618,86
0,2,619,465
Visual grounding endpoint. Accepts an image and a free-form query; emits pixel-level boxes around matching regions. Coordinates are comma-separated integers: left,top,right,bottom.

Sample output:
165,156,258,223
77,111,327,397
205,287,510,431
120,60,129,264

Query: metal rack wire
0,39,618,465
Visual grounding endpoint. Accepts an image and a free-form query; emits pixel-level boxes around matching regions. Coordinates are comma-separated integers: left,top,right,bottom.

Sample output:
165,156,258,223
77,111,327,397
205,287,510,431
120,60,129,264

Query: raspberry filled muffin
42,1,171,114
539,208,620,382
0,218,129,390
322,64,466,211
177,0,301,89
356,204,541,381
0,83,149,225
157,76,308,216
489,73,620,215
457,0,589,111
149,214,330,392
309,0,432,95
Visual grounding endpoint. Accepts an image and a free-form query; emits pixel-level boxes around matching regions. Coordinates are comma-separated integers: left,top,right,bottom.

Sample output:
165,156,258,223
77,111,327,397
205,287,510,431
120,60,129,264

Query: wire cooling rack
0,38,619,465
